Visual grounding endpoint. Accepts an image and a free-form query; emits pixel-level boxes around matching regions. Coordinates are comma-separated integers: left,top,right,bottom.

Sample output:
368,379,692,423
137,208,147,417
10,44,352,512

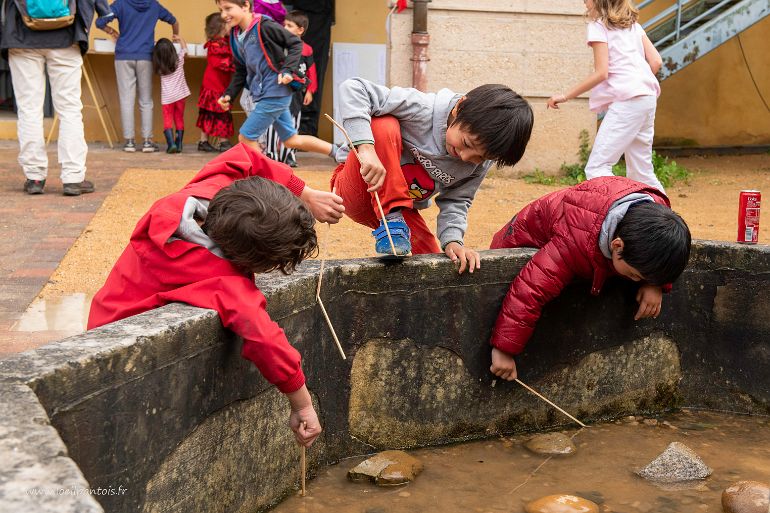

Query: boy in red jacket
488,176,691,381
88,143,344,447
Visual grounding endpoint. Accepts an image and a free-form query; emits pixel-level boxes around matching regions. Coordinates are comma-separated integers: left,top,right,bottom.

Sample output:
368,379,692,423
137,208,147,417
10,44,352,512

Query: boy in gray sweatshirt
333,77,533,272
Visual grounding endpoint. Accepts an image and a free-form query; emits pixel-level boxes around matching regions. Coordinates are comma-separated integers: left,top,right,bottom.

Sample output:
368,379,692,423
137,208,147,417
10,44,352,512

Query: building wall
7,0,767,163
317,0,388,142
388,0,596,173
653,15,770,147
80,1,216,144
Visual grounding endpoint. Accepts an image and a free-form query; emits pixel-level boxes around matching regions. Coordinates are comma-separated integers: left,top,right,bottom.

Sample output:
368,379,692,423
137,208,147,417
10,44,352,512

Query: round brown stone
524,433,577,456
524,494,600,513
721,480,770,513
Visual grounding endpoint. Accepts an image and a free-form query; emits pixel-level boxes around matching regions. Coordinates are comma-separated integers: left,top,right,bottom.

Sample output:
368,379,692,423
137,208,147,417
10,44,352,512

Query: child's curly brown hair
202,176,318,275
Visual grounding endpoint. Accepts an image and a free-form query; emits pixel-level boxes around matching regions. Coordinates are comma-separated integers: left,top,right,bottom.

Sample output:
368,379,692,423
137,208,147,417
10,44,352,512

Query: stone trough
1,241,769,512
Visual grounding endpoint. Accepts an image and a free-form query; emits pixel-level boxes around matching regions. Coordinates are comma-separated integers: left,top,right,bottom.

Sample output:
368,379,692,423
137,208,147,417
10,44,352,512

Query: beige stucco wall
653,15,770,147
80,1,217,144
10,0,767,160
317,0,388,142
388,0,597,174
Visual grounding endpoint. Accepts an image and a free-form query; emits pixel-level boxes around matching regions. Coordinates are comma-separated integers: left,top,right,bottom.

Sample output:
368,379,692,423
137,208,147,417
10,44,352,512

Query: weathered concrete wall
1,241,769,512
388,0,597,174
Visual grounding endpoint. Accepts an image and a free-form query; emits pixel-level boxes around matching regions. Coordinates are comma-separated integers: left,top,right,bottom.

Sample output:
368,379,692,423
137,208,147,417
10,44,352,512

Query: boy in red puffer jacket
488,176,691,381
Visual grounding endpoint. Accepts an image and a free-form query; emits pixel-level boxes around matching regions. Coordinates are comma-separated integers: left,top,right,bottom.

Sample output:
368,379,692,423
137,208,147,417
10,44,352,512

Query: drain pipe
411,0,430,91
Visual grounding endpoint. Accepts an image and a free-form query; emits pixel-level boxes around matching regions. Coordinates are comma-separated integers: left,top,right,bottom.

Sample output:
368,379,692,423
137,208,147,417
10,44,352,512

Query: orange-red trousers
330,116,441,254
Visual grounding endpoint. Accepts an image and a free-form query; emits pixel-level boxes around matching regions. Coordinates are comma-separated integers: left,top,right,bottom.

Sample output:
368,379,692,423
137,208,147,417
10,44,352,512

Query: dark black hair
614,202,692,285
202,176,318,275
205,12,227,40
152,38,177,76
452,84,534,167
285,10,309,32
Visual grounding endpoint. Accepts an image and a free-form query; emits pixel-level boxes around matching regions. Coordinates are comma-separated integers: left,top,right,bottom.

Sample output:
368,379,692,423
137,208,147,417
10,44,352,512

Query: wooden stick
314,188,346,360
514,378,587,428
318,297,346,360
300,421,307,497
323,113,398,256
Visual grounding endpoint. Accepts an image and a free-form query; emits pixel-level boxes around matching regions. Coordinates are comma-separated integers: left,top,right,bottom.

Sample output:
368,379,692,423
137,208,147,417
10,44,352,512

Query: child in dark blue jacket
217,0,337,160
97,0,179,153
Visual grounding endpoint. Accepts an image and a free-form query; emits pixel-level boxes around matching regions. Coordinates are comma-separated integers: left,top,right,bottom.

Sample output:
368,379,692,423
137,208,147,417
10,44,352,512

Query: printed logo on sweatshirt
401,163,435,201
409,147,455,185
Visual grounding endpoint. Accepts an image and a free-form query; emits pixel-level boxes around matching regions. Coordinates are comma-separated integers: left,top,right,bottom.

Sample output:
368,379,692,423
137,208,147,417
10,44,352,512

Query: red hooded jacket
88,144,308,393
489,176,670,356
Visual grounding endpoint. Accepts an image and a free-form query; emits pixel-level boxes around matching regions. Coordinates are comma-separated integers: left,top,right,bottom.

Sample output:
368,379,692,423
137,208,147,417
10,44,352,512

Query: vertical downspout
411,0,430,91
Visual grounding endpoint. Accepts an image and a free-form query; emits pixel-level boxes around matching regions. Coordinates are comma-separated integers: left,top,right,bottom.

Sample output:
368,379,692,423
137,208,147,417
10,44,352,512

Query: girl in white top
548,0,664,191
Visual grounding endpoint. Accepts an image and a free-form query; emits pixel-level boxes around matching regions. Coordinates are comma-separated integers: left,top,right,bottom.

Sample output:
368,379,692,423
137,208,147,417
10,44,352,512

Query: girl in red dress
196,13,235,152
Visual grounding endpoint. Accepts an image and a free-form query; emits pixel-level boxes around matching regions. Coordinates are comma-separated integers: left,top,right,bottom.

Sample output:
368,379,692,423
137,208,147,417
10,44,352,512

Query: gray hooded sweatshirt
337,77,493,249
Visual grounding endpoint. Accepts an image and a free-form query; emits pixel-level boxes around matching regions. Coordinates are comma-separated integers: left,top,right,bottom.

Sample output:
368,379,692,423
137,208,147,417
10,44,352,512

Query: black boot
163,129,177,154
175,130,184,153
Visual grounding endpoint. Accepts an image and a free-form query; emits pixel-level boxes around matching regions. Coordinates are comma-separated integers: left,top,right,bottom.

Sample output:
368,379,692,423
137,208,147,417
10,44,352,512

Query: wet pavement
0,140,334,357
0,140,216,357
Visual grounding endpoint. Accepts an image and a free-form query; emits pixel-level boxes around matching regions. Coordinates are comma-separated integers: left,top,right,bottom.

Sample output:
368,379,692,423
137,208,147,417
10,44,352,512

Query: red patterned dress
196,37,235,138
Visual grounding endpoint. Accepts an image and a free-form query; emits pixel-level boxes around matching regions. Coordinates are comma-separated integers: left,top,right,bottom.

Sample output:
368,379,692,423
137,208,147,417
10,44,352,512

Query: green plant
558,130,690,187
522,169,558,185
610,152,690,188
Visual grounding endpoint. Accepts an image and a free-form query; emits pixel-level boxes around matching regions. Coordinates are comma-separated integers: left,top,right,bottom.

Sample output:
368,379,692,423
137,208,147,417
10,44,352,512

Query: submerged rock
524,494,599,513
637,442,712,483
347,450,423,486
524,433,577,456
722,480,770,513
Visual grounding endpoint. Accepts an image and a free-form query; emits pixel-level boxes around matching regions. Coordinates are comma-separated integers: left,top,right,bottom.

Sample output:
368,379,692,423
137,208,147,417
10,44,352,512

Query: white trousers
9,45,87,183
585,95,663,192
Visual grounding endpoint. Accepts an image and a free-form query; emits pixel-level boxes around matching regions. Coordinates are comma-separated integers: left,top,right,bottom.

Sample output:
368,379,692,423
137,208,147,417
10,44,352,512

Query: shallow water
13,293,91,333
273,410,770,513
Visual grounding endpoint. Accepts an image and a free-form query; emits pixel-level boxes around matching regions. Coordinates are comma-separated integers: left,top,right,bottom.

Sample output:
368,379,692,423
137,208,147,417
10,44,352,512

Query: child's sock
384,210,405,224
328,143,341,158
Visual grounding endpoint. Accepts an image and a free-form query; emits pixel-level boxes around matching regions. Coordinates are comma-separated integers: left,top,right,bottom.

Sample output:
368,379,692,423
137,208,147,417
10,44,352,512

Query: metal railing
638,0,739,46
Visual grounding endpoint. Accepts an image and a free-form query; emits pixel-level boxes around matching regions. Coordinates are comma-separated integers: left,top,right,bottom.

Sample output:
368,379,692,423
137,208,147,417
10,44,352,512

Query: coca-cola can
737,190,761,244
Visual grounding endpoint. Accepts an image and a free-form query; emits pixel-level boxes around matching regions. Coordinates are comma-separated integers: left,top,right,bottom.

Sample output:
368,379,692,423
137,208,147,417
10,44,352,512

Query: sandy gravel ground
39,153,770,299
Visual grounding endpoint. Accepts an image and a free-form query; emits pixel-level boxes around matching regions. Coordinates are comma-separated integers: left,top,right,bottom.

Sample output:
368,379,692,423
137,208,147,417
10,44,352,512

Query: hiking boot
123,139,136,152
198,141,217,152
24,179,45,195
62,180,95,197
372,216,411,257
142,139,159,153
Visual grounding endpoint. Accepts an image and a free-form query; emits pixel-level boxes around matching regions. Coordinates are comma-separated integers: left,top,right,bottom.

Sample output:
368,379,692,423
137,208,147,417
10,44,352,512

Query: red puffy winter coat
489,176,670,356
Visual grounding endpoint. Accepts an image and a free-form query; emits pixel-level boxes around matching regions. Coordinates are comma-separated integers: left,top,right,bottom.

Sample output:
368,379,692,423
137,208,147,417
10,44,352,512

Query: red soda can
737,190,761,244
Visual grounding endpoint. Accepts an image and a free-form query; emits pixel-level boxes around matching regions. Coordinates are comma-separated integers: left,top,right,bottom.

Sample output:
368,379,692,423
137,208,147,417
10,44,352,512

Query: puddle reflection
14,293,92,333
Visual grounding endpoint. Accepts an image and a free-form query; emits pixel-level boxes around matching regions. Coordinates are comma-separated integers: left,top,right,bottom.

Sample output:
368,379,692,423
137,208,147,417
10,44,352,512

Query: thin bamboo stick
315,189,346,360
300,421,307,497
515,378,587,428
323,113,398,256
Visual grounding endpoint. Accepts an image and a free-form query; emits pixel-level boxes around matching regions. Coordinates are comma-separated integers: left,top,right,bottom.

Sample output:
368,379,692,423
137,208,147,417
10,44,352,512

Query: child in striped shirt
153,37,191,153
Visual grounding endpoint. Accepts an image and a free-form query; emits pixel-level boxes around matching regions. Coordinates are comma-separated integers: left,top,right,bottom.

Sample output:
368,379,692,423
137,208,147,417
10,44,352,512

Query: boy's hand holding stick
491,348,586,428
323,114,398,256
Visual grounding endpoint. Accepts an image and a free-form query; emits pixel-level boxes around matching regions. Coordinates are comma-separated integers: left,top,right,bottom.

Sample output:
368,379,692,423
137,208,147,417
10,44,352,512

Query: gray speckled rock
347,450,423,486
524,433,577,456
637,442,712,482
721,480,770,513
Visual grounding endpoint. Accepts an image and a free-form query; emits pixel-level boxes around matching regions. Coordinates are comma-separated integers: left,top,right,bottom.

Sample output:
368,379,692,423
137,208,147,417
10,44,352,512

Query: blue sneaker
372,218,411,256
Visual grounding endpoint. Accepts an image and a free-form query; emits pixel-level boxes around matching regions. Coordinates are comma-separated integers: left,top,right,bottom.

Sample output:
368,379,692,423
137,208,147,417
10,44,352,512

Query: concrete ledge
1,241,768,512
